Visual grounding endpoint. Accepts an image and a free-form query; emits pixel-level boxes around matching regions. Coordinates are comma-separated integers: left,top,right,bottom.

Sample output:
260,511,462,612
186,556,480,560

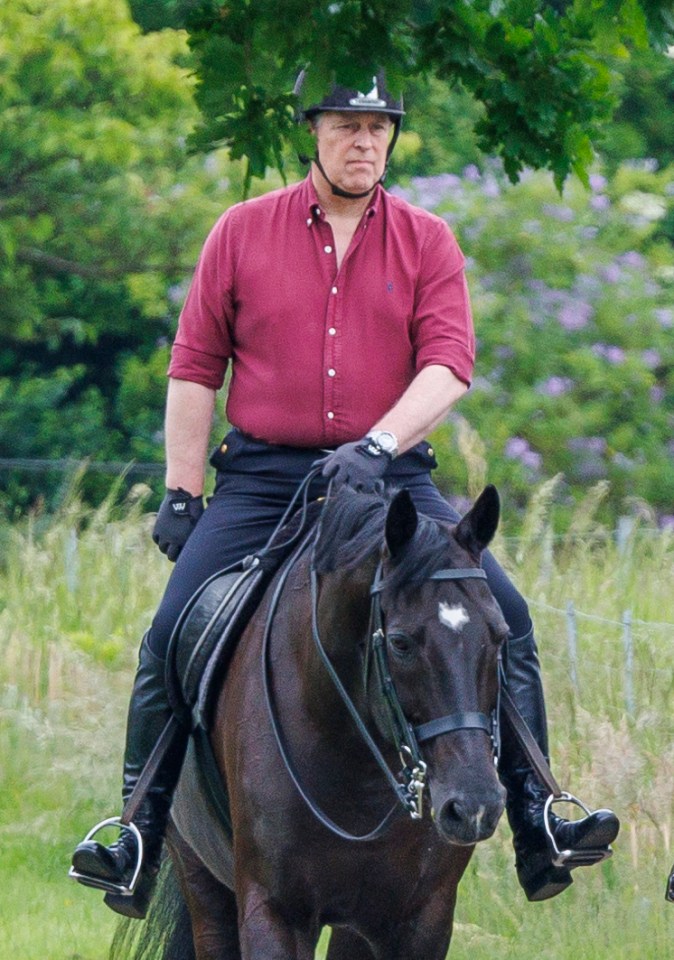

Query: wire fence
3,458,673,721
526,596,674,723
0,457,165,476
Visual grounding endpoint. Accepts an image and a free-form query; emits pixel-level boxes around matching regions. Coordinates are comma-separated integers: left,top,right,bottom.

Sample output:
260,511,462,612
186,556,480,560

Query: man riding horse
71,70,619,918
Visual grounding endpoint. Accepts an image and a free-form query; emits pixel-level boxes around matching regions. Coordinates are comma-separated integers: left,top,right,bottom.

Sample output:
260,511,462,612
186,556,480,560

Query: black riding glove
152,488,204,562
317,439,392,492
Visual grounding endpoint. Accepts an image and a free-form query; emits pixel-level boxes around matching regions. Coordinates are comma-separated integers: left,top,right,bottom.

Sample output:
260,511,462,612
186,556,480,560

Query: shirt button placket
325,280,339,439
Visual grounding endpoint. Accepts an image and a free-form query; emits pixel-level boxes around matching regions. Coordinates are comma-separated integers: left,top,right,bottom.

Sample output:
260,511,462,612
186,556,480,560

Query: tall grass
1,483,673,959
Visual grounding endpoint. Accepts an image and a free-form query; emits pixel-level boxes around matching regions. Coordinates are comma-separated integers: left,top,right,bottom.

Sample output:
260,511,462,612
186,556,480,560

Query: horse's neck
303,561,375,721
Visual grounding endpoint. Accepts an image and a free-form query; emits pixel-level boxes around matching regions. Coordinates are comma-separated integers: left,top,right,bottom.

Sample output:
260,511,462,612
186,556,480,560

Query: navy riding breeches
145,429,532,659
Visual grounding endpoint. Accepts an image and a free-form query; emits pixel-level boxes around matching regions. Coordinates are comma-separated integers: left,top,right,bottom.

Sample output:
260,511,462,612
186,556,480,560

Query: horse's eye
388,633,414,658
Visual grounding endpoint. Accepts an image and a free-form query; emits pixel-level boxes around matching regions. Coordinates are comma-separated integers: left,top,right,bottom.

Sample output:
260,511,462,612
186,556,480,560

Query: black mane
312,487,458,590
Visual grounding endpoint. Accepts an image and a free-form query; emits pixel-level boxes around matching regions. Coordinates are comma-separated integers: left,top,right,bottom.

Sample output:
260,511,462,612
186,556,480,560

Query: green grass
1,484,673,958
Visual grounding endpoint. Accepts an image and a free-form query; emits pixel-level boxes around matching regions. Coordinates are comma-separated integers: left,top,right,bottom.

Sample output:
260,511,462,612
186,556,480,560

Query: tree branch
16,247,193,279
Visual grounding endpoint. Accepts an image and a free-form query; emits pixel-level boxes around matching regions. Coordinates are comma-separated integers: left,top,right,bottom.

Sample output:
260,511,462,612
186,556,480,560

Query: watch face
369,431,398,455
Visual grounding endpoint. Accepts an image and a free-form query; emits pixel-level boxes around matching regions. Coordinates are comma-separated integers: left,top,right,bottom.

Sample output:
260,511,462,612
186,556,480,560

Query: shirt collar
301,173,382,225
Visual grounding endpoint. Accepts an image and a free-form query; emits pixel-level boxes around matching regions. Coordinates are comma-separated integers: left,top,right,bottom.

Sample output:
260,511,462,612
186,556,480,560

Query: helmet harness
294,70,405,200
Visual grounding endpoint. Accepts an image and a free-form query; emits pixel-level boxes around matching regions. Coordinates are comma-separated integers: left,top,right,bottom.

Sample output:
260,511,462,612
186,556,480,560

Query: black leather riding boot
499,627,620,901
71,638,188,919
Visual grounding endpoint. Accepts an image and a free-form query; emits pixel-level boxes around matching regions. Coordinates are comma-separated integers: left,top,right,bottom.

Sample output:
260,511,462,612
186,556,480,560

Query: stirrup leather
543,793,614,868
69,817,144,896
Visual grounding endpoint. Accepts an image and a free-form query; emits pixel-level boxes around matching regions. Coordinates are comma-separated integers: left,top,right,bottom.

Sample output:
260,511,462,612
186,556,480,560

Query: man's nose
353,128,374,148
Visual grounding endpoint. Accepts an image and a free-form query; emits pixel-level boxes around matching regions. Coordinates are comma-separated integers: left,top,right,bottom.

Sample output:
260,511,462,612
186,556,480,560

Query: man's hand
317,439,391,492
152,488,204,562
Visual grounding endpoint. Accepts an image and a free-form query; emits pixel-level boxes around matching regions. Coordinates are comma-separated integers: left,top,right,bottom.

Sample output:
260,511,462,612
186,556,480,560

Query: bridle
261,493,501,842
367,562,500,813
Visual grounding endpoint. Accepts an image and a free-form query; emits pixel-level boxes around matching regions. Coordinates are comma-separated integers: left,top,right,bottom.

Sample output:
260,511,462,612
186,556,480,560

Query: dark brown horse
113,485,508,960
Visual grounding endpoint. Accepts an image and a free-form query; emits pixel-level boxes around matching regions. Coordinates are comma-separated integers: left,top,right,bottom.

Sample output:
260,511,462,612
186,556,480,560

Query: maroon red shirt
169,175,474,448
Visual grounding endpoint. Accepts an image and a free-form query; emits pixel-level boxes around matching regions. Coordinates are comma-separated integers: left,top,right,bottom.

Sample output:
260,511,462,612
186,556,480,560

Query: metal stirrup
543,794,614,868
68,817,143,897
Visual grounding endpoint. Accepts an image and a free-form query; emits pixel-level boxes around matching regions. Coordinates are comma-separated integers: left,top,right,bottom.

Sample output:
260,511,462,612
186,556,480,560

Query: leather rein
261,499,501,843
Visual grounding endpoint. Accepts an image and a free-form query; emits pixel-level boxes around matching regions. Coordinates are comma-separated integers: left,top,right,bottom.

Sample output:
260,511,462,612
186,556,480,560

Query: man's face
312,111,393,196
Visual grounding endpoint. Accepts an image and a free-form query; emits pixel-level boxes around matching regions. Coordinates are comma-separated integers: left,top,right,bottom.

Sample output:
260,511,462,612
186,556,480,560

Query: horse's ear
385,489,418,558
455,485,500,557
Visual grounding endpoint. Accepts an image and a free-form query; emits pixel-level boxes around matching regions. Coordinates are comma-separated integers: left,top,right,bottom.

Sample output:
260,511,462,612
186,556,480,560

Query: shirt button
327,368,336,377
324,245,333,254
327,411,335,420
328,327,336,336
331,286,338,294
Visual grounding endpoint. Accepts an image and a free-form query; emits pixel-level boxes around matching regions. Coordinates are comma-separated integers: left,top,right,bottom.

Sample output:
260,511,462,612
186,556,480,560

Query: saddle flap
166,563,270,725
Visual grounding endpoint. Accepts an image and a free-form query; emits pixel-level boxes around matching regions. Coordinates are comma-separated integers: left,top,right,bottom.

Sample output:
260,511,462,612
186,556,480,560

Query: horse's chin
433,820,499,847
430,793,504,847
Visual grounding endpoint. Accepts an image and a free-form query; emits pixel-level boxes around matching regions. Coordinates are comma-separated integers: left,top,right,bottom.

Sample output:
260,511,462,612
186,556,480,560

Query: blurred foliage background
1,0,673,529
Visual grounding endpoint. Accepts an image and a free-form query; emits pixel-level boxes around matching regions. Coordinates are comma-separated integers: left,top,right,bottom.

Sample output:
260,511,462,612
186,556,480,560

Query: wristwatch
364,430,399,459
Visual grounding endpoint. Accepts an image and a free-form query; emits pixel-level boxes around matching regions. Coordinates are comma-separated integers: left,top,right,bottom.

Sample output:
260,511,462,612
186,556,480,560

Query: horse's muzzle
430,781,506,846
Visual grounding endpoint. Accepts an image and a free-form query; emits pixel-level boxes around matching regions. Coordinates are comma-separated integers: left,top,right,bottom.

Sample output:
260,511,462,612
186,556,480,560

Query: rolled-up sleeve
411,219,475,385
168,210,237,390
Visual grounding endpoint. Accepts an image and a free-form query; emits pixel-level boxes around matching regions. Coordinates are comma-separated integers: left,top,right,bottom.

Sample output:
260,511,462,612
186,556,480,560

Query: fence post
65,527,79,594
616,516,636,555
622,609,635,716
566,600,579,696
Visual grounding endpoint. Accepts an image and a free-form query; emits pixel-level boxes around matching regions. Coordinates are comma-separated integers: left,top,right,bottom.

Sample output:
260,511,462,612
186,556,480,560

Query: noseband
367,563,499,819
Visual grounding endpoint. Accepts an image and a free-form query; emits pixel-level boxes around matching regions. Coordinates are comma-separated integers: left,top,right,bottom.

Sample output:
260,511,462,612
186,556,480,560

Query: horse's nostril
434,792,504,844
442,799,466,825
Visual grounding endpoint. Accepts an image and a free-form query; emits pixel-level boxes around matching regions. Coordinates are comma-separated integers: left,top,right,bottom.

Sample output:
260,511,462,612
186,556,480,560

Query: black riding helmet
294,69,405,199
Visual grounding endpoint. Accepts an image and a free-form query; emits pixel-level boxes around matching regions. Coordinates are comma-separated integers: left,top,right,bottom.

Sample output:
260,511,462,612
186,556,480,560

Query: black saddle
164,501,323,834
165,557,275,731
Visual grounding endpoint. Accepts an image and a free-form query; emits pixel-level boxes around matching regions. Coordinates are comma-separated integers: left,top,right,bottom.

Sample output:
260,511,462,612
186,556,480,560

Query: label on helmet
349,79,386,108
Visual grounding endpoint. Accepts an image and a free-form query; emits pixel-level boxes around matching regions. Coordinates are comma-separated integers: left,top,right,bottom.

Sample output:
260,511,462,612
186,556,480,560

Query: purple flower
558,299,593,330
589,173,608,191
568,436,608,455
650,385,665,403
601,263,624,284
463,164,481,182
575,274,602,298
543,204,574,222
592,343,625,364
606,346,626,364
537,376,574,396
590,194,610,211
388,184,412,202
618,251,647,269
521,450,542,470
654,308,673,328
407,174,462,210
641,349,661,369
505,437,530,459
505,437,542,472
659,515,674,530
577,463,607,481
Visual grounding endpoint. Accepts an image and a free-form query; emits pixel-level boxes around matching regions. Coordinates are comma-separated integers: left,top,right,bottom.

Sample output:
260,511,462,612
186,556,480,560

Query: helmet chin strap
304,117,401,201
312,152,380,200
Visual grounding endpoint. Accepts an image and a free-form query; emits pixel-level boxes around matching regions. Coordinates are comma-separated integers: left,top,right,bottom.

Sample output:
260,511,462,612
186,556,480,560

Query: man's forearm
371,364,468,454
164,378,217,495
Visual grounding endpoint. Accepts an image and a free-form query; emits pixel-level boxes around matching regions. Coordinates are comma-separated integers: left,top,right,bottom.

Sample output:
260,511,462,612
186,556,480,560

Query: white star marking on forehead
438,601,470,633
